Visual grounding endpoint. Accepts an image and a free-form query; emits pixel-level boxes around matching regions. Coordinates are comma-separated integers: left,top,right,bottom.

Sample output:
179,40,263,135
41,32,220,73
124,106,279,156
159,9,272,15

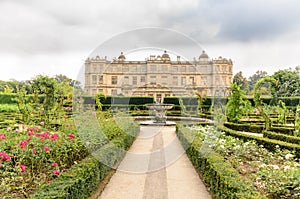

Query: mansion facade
84,51,233,100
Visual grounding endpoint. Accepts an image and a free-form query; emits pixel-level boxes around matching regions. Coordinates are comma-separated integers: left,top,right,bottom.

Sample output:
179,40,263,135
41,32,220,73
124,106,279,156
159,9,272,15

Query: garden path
98,125,211,199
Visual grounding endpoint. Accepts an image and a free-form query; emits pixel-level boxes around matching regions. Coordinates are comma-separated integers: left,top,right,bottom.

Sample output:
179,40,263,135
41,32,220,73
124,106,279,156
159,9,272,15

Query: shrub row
176,125,265,199
30,155,110,199
269,126,295,136
263,131,300,145
224,122,264,133
31,121,139,198
217,126,300,158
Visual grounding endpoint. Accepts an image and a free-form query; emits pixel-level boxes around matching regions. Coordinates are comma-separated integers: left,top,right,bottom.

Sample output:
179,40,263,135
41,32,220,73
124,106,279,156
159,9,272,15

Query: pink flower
40,137,45,142
40,121,45,126
27,131,34,136
20,164,26,172
32,148,36,154
14,129,20,133
26,138,32,141
7,127,12,132
51,162,58,167
51,134,59,141
19,141,28,149
53,170,60,176
47,181,51,185
4,154,11,161
42,131,50,139
0,134,6,140
67,134,76,140
42,146,50,152
66,123,71,127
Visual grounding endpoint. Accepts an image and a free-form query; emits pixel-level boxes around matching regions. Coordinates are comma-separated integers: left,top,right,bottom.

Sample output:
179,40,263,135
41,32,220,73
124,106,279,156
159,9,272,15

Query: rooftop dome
199,50,209,59
118,52,126,60
162,50,170,59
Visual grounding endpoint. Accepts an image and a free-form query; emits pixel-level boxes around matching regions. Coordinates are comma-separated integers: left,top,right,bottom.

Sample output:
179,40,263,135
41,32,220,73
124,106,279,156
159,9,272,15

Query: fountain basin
141,103,175,126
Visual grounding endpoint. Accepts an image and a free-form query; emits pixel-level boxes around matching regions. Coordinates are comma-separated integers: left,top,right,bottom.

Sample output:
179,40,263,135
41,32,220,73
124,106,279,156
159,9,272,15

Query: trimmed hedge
176,126,265,199
30,156,110,199
224,122,264,133
218,126,300,158
263,131,300,145
269,126,295,136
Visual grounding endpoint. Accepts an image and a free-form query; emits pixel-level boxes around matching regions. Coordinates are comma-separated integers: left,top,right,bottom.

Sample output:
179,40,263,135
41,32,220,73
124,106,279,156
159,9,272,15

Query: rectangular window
98,75,103,84
133,76,137,85
92,75,97,84
181,77,186,85
111,76,118,84
123,66,129,72
162,65,168,72
162,76,168,85
131,66,137,72
173,76,178,85
181,66,186,72
189,66,196,72
189,77,195,84
141,65,147,72
150,65,156,72
124,76,129,84
111,89,117,96
150,76,156,84
141,76,145,83
172,66,178,72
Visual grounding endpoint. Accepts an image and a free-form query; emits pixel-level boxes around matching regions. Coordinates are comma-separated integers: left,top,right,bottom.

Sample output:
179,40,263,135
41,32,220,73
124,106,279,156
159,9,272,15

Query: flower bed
178,125,300,198
0,121,88,198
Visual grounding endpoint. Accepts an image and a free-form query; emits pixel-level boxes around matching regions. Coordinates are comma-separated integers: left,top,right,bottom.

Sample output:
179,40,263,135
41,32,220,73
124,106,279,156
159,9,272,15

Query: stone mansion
84,51,233,100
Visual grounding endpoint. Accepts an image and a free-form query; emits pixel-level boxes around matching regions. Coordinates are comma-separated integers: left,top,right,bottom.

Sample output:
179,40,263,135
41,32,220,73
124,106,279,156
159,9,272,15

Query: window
181,66,186,72
132,76,137,85
141,65,147,72
98,89,103,93
131,66,137,72
98,75,103,84
141,76,145,83
150,65,156,72
162,65,168,72
162,76,168,85
172,66,178,72
150,76,156,84
189,77,195,84
181,77,186,85
111,89,117,96
173,76,178,85
124,76,129,84
189,66,196,72
111,76,118,84
92,75,97,84
123,66,129,72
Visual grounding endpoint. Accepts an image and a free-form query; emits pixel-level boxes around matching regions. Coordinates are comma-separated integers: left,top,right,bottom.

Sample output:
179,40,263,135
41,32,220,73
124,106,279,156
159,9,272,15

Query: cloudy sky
1,0,300,81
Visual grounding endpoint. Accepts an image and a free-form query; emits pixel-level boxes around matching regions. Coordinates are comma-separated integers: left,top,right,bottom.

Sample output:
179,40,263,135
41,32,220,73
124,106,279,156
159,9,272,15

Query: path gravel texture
99,125,211,199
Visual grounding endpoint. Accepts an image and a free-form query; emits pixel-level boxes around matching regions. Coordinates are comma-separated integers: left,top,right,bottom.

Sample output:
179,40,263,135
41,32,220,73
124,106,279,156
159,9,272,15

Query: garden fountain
140,100,175,126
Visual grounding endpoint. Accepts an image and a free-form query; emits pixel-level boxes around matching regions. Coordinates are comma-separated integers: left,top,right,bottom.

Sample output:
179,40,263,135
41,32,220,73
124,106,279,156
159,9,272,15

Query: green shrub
31,156,110,199
263,131,300,145
218,126,300,158
176,125,265,199
224,122,264,133
269,126,295,136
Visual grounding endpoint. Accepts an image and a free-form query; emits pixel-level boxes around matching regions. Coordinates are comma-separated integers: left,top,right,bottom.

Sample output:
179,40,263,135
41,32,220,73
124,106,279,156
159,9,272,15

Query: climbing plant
226,83,251,123
254,76,279,130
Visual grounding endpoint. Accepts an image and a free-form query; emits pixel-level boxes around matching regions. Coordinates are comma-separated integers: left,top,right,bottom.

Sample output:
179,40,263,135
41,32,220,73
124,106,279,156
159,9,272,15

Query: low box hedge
269,126,295,136
218,126,300,158
224,122,264,133
30,155,110,199
263,131,300,145
176,126,265,199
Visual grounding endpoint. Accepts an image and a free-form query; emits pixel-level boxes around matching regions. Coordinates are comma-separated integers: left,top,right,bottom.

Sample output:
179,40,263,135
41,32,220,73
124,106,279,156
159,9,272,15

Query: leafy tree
226,83,251,123
248,70,268,92
272,68,300,97
233,71,249,91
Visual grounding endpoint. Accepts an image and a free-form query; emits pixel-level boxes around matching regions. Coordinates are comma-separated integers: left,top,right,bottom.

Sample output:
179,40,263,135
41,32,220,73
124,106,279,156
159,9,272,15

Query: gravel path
98,126,211,199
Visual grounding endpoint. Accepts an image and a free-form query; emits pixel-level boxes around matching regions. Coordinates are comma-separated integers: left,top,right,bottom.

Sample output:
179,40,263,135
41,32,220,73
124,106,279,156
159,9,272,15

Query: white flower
285,153,294,160
283,165,290,171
